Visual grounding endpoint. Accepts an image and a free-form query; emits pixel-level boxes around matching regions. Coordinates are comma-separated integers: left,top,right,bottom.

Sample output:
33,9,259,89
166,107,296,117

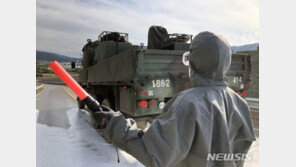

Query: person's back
159,31,256,166
159,85,255,167
93,31,256,167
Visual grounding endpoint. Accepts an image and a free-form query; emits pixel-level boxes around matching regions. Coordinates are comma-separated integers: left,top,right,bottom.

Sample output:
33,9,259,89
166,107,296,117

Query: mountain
36,50,82,62
231,43,259,53
37,43,259,62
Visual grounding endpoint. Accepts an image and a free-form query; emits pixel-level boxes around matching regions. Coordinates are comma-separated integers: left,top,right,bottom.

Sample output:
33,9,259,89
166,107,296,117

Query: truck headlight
158,102,165,110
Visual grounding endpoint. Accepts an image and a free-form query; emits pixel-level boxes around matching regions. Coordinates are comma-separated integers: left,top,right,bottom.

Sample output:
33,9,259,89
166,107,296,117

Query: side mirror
87,39,92,43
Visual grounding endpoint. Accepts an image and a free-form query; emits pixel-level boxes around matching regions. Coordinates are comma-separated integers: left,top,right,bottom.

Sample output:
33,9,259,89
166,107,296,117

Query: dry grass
41,73,56,77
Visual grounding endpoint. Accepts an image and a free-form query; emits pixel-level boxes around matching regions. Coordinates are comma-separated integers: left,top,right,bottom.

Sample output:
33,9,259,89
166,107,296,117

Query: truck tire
77,97,85,109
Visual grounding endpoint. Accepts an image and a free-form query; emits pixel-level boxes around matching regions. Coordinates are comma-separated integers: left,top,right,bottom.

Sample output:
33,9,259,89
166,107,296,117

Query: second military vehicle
77,26,251,127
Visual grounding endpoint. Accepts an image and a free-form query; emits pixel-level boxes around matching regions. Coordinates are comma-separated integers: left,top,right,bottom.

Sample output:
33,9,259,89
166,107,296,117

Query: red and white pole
49,61,102,112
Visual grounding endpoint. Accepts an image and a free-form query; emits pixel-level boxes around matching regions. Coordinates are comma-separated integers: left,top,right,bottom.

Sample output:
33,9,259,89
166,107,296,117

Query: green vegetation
36,62,53,74
36,62,82,79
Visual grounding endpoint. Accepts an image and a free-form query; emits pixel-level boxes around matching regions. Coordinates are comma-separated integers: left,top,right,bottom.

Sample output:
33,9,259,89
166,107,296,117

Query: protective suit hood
189,31,232,87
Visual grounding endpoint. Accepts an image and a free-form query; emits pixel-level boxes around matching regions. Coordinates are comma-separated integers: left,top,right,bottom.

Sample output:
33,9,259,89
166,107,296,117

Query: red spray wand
49,61,102,112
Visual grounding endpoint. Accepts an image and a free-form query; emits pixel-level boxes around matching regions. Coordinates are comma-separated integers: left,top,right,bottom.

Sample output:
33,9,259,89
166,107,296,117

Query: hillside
36,50,82,62
37,43,258,62
231,43,259,53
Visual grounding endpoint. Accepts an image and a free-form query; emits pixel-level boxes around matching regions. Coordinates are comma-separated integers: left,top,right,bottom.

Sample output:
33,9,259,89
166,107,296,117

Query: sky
36,0,259,58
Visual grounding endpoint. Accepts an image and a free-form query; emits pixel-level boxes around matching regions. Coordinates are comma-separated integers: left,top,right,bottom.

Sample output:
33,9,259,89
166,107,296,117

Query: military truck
77,26,251,127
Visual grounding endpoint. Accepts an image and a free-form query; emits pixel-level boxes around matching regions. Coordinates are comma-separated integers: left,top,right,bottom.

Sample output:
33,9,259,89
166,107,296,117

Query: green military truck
77,26,251,127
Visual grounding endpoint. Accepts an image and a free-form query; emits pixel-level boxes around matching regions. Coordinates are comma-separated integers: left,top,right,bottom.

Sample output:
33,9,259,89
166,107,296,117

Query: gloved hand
91,105,117,129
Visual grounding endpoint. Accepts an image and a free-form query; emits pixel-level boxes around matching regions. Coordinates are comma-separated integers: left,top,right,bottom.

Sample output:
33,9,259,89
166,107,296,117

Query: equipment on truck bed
77,26,251,128
148,25,192,50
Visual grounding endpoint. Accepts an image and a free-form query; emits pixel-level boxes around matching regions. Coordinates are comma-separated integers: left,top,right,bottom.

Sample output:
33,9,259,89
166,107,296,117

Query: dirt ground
251,111,259,129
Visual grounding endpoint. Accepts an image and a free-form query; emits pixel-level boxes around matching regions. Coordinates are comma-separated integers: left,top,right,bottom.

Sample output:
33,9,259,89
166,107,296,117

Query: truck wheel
77,97,85,109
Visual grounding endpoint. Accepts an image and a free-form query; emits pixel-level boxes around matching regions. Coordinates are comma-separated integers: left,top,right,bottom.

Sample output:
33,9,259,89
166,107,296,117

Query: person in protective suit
92,31,256,167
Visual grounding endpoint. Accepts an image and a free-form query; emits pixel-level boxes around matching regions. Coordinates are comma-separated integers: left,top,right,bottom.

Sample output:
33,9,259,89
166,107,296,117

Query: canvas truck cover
147,26,169,49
